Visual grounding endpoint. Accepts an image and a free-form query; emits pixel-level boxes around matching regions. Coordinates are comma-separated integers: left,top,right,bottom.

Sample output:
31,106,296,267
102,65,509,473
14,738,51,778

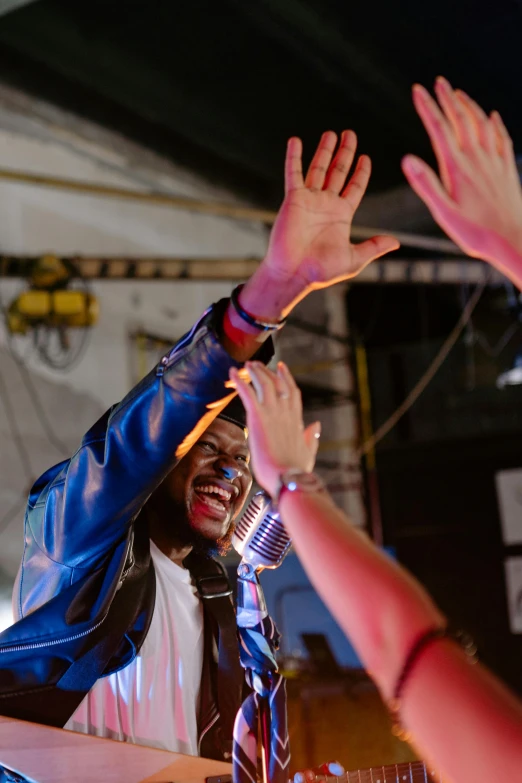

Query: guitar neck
336,760,443,783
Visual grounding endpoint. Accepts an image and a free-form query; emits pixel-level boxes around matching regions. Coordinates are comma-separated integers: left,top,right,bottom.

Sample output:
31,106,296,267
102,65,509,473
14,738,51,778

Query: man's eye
198,441,217,452
237,455,249,464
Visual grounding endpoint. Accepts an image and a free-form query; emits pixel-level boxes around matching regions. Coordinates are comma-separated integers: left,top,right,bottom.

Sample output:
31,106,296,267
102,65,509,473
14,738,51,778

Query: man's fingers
412,82,458,192
304,131,338,191
351,234,400,273
285,137,304,194
341,154,371,211
324,130,357,195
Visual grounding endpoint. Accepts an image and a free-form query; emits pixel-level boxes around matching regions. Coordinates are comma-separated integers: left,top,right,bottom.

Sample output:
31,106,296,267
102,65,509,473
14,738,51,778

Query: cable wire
0,371,33,536
14,360,71,458
359,271,491,456
0,370,33,481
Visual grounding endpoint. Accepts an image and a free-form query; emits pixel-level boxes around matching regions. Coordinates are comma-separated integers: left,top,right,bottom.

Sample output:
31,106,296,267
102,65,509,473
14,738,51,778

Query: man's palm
264,131,399,287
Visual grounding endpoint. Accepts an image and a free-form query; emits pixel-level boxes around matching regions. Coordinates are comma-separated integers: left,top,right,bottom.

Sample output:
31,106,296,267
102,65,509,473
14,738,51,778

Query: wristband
272,469,326,507
230,284,287,333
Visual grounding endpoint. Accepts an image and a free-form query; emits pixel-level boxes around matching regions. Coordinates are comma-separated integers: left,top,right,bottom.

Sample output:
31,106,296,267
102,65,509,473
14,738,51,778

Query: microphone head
232,490,292,570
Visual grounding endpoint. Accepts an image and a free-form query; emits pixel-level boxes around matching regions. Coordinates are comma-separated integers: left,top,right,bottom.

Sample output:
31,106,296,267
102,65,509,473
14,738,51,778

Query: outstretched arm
24,131,398,582
231,361,522,783
402,77,522,289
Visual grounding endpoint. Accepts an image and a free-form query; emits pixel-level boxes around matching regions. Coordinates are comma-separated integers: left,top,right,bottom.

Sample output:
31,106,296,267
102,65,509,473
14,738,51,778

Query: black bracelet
389,625,478,741
230,284,287,333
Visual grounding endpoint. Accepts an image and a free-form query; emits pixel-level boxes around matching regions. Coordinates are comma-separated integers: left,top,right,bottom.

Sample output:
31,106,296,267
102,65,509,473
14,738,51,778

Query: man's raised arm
22,130,398,579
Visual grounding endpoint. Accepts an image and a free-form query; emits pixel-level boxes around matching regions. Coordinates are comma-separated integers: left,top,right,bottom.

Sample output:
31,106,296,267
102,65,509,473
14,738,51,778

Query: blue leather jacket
0,298,269,760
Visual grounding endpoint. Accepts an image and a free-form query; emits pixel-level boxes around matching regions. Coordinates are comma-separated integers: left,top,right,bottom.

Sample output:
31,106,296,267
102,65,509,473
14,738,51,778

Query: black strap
190,556,243,751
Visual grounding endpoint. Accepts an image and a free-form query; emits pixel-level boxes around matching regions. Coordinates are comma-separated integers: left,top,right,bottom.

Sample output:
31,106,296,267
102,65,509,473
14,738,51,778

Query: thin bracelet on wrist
230,284,287,333
388,625,478,741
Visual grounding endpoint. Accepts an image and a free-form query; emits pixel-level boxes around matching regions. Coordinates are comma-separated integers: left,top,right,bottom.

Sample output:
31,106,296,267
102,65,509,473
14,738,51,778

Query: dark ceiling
0,0,520,206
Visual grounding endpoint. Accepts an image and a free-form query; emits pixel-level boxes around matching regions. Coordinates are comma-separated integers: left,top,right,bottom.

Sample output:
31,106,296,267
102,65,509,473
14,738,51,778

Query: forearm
401,638,522,783
278,488,444,699
279,487,522,779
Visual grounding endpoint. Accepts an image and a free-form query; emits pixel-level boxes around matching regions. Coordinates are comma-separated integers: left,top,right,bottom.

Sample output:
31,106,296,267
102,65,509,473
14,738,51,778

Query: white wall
0,88,270,588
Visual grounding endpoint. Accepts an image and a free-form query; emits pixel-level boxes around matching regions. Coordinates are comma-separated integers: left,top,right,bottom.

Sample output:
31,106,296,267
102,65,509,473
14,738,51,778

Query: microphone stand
236,561,271,783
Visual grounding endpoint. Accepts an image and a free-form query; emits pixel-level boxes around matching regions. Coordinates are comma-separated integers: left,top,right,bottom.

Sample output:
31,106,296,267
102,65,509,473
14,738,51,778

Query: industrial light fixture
497,347,522,388
496,282,522,389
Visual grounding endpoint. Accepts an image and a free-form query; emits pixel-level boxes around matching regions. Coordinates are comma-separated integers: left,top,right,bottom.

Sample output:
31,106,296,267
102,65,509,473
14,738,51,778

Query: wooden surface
0,715,232,783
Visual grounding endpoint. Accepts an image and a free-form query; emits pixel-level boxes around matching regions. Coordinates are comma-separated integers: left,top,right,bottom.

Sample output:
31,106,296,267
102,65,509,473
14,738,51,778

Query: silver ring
278,391,290,400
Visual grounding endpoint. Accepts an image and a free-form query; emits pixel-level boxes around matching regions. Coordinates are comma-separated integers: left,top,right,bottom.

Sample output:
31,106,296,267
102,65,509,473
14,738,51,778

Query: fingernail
412,83,427,98
314,422,322,439
328,762,345,776
294,774,304,783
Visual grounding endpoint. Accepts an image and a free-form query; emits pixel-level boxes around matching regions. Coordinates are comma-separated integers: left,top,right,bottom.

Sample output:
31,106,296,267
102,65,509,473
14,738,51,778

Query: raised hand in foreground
402,77,522,288
230,361,522,783
229,360,320,497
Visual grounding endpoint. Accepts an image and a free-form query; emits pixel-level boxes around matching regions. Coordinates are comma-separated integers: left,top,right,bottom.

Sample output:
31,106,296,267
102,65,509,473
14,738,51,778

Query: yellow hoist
6,255,98,335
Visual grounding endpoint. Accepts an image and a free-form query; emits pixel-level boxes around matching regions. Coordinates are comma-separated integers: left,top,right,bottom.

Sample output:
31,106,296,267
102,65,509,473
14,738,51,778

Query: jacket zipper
156,313,210,377
0,609,110,654
1,532,135,655
198,709,220,755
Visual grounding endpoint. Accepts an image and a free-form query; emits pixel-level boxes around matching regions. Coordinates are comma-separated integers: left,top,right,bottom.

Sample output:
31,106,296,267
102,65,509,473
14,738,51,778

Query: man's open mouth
193,483,234,515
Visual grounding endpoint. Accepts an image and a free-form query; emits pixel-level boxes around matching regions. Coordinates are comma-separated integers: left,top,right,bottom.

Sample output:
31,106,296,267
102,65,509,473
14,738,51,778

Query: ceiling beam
0,0,39,17
0,255,503,285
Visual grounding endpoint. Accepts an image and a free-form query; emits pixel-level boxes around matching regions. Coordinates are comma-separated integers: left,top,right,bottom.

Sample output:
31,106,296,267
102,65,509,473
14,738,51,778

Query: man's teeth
197,485,232,502
201,496,226,512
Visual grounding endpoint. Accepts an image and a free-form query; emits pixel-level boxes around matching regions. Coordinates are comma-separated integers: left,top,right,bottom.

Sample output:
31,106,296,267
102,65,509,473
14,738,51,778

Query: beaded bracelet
388,625,478,741
230,284,287,333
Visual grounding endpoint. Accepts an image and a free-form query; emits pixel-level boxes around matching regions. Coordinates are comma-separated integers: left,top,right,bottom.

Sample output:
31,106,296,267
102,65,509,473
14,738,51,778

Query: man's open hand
223,130,398,362
263,130,399,299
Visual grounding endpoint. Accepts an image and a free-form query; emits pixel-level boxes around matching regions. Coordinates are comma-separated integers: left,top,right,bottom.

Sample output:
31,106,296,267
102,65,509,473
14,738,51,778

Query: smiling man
63,398,253,757
146,406,252,563
4,129,398,762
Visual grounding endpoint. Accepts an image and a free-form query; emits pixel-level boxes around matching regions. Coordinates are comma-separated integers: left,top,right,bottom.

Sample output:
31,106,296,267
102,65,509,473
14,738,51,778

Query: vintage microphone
231,491,292,783
231,490,291,571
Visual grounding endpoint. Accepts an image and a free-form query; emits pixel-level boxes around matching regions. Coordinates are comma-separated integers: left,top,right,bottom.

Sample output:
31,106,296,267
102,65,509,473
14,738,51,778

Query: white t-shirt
64,539,205,755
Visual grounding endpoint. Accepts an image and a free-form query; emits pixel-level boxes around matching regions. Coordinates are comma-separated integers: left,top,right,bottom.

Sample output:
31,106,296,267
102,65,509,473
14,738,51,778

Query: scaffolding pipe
0,255,503,285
